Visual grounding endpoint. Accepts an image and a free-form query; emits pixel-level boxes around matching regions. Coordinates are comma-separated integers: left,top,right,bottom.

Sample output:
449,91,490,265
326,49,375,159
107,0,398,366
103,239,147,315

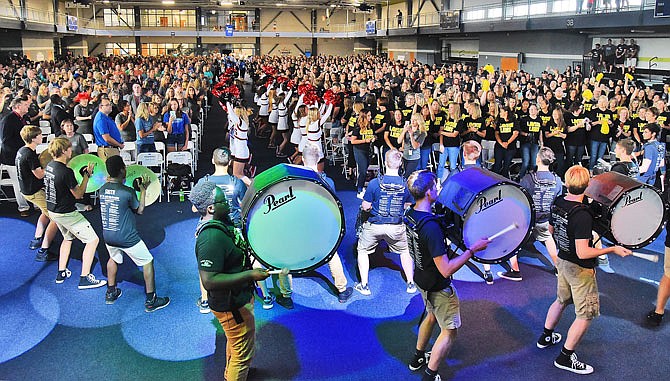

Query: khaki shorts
23,189,49,218
106,240,154,267
532,221,552,242
357,222,409,256
556,258,600,320
419,285,461,330
98,147,120,162
49,210,98,243
665,247,670,277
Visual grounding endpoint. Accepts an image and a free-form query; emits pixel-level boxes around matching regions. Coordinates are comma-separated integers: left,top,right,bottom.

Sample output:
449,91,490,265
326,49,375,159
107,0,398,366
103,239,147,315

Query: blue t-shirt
520,171,563,223
638,140,664,185
163,111,190,135
93,111,123,147
135,116,154,145
363,175,412,224
99,182,141,248
198,174,247,227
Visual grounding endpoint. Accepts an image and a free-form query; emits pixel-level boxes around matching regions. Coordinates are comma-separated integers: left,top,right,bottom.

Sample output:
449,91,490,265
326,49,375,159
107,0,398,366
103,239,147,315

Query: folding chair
36,143,49,155
122,141,137,162
165,151,194,202
83,134,94,144
137,152,164,202
119,150,134,166
155,141,166,163
39,126,51,136
0,165,17,203
46,134,55,143
87,143,98,153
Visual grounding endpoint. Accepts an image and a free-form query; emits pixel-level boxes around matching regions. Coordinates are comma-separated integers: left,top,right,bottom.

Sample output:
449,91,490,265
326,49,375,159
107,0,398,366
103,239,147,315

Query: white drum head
245,179,344,273
462,184,533,263
610,187,664,247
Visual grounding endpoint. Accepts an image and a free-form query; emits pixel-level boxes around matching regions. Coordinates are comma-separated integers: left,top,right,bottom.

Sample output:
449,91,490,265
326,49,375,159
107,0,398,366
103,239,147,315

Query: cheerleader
255,86,270,137
300,102,333,172
290,94,308,163
267,87,278,148
226,101,252,186
275,88,293,158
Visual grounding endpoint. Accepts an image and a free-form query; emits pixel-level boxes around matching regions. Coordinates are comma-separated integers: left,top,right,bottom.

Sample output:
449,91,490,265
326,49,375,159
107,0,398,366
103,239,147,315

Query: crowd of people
2,51,670,380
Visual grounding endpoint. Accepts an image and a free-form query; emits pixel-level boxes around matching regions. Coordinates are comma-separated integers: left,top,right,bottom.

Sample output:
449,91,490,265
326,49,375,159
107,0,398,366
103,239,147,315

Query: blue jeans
137,142,157,153
493,144,516,178
519,142,539,179
566,145,585,167
403,158,420,179
438,146,460,182
589,140,609,169
418,146,431,171
353,146,369,192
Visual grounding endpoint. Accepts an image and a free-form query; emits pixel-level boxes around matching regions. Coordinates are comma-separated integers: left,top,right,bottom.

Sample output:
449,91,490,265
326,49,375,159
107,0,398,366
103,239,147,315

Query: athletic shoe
597,255,615,274
19,209,31,218
498,270,523,281
35,248,57,262
276,294,294,309
484,270,494,285
356,189,366,200
262,295,275,310
196,297,210,314
105,288,122,304
406,282,417,294
646,310,664,326
553,267,559,277
408,351,431,371
338,287,353,303
29,236,43,250
55,268,72,284
536,332,562,349
354,282,371,296
78,274,107,290
554,352,594,375
145,295,170,313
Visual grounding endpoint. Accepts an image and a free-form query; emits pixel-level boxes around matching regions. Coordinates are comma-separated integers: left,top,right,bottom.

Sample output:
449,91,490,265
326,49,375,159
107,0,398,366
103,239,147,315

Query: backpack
166,163,193,191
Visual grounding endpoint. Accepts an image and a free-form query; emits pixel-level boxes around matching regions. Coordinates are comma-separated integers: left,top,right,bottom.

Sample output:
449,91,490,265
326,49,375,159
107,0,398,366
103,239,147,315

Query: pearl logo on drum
263,186,296,214
475,189,503,214
623,191,643,207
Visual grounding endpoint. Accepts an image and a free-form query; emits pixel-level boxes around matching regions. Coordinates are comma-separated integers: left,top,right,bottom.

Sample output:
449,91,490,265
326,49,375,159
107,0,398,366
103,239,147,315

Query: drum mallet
487,223,519,241
631,252,659,263
267,268,290,275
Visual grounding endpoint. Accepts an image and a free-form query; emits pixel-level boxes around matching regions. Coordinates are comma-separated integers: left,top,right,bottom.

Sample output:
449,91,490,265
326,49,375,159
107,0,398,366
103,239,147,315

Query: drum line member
502,147,562,281
638,123,664,187
15,125,59,260
355,148,416,296
302,142,354,303
611,138,639,178
226,101,252,186
647,224,670,326
44,137,107,289
99,156,170,312
0,95,32,216
537,165,631,375
405,170,489,381
190,180,270,381
93,98,124,162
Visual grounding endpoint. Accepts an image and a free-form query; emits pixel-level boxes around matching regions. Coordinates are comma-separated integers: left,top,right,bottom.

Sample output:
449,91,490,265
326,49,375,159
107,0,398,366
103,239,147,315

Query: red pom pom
303,90,320,106
286,80,296,90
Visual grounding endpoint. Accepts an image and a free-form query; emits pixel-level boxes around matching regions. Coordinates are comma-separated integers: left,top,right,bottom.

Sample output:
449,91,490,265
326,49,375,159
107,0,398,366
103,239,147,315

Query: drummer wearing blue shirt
163,98,190,152
638,123,664,187
93,99,124,161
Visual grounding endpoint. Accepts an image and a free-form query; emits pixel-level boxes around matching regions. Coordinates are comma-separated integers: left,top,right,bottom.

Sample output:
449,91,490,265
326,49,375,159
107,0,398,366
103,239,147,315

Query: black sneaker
145,295,170,313
55,268,71,284
29,236,43,250
498,270,522,281
276,294,294,309
105,288,122,304
484,270,494,285
646,310,664,326
35,248,57,262
78,274,107,290
409,351,431,371
537,332,562,349
338,287,353,303
554,352,594,375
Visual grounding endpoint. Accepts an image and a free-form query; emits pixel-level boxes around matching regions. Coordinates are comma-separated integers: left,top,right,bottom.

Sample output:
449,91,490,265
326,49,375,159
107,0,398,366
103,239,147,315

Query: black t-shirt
519,115,542,144
352,126,373,153
45,160,78,213
590,48,602,62
385,119,404,149
603,43,616,60
564,113,588,146
632,117,647,142
538,109,553,130
615,118,634,141
657,111,670,144
372,109,390,138
460,116,484,143
551,196,596,268
611,161,639,178
15,146,43,196
589,108,614,142
405,208,451,291
495,118,518,145
615,44,627,63
543,119,565,153
441,118,461,147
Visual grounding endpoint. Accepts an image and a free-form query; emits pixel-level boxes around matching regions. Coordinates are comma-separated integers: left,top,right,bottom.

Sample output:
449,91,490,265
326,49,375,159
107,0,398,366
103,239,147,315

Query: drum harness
529,171,561,223
550,199,592,255
196,219,254,324
370,174,407,225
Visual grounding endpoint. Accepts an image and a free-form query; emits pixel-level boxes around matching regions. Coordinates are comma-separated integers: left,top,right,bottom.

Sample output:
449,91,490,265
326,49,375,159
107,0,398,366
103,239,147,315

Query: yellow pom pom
483,64,495,75
481,79,490,92
595,73,604,82
435,75,444,84
625,73,634,81
582,89,594,101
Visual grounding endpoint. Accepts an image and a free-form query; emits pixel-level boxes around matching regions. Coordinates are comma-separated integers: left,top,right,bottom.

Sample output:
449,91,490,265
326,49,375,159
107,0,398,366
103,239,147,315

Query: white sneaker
356,189,366,200
354,282,371,296
406,282,417,294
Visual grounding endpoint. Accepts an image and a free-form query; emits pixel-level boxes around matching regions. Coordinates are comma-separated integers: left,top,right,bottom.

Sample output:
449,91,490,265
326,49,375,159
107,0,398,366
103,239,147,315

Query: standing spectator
626,38,639,73
73,92,95,135
93,98,124,161
115,99,136,143
589,44,604,75
615,38,627,76
397,9,403,27
603,39,616,73
638,123,664,187
0,95,31,216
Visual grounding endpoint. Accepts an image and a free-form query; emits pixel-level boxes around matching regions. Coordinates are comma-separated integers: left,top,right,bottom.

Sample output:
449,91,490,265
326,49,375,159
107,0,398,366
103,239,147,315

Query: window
105,43,136,56
140,9,196,28
552,0,577,13
488,7,502,19
529,3,547,15
464,9,486,21
102,8,135,27
513,4,529,17
141,43,196,56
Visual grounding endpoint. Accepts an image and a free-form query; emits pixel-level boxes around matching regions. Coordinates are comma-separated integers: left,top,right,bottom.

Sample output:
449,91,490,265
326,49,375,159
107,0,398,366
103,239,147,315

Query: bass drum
586,171,666,249
240,164,345,274
437,167,535,264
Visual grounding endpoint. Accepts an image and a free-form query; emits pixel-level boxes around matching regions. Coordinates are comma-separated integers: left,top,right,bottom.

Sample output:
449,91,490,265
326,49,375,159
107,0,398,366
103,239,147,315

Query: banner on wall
225,25,234,37
66,16,78,32
365,20,376,35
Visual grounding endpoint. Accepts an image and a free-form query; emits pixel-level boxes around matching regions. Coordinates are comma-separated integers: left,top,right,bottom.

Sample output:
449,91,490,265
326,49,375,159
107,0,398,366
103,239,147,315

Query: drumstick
632,252,659,263
267,268,290,275
487,223,519,241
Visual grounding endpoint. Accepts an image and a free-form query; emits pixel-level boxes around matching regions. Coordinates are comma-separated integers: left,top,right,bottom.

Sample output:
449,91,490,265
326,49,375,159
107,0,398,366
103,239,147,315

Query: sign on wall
365,20,376,35
225,25,234,37
66,16,78,32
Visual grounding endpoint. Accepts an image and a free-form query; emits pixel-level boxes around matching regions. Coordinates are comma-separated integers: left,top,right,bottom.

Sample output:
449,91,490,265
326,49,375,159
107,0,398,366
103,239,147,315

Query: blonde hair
48,137,72,158
20,125,42,144
470,102,482,119
307,107,320,123
411,113,426,132
353,102,364,115
136,102,150,121
564,165,590,195
234,105,249,124
384,148,403,169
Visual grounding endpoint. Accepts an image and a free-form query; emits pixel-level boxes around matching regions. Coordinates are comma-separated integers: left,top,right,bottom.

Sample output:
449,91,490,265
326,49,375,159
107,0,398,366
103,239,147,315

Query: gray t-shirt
198,174,247,227
402,130,426,160
99,181,141,248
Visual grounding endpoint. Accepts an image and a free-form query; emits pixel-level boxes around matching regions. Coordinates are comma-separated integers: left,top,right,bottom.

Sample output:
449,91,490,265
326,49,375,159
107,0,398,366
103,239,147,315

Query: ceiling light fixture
162,0,175,5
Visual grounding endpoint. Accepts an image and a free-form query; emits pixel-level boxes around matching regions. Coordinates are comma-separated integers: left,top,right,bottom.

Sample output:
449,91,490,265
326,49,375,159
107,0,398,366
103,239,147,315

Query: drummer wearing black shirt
537,165,630,375
405,170,489,381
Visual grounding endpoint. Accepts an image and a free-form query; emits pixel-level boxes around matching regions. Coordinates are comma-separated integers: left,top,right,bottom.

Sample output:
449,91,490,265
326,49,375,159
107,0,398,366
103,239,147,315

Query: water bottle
179,190,184,202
